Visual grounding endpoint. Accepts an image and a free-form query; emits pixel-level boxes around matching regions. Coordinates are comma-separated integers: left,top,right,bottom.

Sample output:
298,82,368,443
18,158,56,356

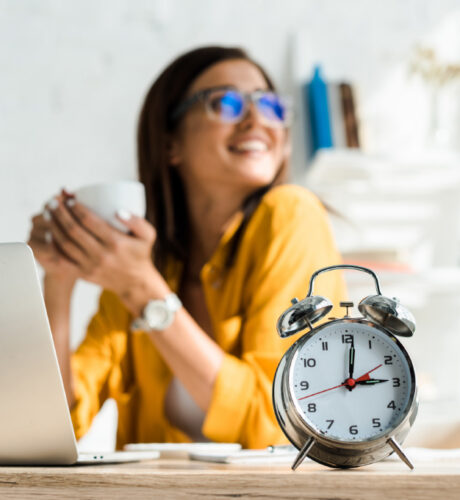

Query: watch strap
164,293,182,312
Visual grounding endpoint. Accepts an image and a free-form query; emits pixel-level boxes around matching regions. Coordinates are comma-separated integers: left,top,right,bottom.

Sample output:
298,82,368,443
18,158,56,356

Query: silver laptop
0,242,159,465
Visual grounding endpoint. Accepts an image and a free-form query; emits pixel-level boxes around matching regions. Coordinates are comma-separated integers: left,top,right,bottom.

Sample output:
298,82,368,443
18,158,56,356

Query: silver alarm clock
272,265,418,470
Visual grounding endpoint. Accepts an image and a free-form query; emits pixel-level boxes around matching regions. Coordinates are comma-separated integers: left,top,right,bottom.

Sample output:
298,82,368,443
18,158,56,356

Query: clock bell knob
291,298,299,305
340,301,354,317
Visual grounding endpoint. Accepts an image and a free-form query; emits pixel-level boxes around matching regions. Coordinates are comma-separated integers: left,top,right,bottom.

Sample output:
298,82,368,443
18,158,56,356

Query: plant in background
409,45,460,149
410,45,460,87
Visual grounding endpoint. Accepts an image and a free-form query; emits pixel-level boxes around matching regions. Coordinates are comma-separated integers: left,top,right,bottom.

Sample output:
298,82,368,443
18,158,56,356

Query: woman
28,46,346,449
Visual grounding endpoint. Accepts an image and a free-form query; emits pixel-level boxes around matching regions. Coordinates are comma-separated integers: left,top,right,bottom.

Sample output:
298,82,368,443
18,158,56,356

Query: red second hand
298,364,383,401
355,364,382,383
298,383,347,400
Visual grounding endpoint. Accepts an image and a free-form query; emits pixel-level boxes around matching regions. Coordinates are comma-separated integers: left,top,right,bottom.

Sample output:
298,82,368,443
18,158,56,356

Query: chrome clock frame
272,318,418,469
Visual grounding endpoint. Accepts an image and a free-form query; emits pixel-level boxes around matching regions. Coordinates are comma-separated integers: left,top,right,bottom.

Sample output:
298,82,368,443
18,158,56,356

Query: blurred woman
28,46,345,449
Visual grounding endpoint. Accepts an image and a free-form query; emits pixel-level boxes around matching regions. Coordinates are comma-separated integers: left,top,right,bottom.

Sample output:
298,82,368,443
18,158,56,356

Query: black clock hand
348,340,355,379
344,363,383,390
355,378,388,385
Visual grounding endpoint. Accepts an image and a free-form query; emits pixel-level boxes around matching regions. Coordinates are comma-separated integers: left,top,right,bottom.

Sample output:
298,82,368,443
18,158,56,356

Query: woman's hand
32,191,169,314
28,195,81,285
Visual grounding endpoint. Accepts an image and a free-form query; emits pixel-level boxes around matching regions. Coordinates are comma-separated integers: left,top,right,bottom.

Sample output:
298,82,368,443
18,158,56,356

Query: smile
229,140,269,153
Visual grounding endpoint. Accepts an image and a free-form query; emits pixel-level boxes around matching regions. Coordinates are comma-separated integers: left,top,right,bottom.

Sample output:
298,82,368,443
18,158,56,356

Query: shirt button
208,265,222,288
211,279,222,289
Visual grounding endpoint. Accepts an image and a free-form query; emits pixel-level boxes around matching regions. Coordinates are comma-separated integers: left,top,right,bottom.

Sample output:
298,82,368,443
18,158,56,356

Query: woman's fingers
30,226,52,244
30,237,80,274
29,201,83,279
30,190,157,294
44,199,93,266
48,199,104,257
29,237,58,261
31,211,51,230
29,212,52,246
48,217,90,266
42,208,52,222
65,200,119,248
28,231,69,266
115,210,156,243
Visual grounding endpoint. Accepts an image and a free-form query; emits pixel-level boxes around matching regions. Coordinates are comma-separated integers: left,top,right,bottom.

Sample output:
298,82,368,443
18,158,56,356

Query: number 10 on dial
272,265,418,470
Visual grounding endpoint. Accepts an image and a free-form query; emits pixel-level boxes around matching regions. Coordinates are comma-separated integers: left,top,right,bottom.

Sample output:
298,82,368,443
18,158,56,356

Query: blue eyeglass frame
170,86,292,126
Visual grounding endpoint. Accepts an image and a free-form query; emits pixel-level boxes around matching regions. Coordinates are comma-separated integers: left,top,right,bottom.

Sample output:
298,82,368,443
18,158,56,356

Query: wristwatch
131,293,182,332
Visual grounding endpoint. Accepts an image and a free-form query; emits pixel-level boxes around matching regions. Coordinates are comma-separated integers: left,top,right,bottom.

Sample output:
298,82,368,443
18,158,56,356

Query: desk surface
0,457,459,499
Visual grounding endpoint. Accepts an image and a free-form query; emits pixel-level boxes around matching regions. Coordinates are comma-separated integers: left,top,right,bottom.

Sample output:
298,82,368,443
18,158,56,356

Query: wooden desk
0,458,459,499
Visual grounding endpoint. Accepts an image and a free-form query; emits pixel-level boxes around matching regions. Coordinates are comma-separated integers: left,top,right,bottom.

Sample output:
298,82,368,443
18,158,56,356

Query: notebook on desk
0,242,159,465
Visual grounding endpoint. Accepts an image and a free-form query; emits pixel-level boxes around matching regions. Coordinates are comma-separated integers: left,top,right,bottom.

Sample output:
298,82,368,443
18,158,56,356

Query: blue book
306,65,333,154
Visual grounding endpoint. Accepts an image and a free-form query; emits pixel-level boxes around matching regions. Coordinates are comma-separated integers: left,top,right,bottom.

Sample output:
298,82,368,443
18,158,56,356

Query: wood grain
0,458,459,499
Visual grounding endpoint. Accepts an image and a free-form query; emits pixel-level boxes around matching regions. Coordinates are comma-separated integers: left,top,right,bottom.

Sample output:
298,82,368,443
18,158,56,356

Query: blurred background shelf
301,149,460,417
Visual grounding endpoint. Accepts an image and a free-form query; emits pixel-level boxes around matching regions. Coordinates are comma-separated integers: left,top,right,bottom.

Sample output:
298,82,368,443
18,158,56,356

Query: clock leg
291,438,315,471
388,437,414,470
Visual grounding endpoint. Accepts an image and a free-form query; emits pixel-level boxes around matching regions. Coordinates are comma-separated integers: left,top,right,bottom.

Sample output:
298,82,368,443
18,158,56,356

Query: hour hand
355,378,388,385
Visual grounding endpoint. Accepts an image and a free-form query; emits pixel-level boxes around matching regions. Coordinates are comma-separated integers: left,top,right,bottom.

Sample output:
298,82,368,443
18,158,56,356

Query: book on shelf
304,66,360,156
339,83,360,148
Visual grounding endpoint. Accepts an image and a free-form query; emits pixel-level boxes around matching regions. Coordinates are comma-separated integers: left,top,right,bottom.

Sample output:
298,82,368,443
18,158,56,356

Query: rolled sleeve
202,354,256,443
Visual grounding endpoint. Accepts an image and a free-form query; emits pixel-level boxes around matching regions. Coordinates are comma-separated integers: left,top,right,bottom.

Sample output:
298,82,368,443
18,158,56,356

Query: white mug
74,181,146,233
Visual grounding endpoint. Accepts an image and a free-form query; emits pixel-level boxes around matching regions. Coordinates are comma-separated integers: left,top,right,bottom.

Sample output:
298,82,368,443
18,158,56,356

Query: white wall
2,0,460,245
1,0,460,448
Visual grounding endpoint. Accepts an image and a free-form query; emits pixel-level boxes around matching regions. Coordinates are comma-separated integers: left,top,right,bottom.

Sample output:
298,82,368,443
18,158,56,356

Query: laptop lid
0,242,78,465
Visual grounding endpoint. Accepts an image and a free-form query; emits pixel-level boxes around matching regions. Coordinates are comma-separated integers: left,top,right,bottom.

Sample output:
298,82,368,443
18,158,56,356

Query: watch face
289,321,415,443
145,301,171,327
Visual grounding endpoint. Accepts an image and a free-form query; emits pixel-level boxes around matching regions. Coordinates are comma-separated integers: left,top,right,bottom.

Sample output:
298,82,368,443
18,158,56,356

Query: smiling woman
28,46,346,449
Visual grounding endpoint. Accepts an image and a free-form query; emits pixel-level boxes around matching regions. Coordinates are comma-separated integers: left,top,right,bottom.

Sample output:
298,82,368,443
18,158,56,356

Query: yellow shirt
70,184,346,449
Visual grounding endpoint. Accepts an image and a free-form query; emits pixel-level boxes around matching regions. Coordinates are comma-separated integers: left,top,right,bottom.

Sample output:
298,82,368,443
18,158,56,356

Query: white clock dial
290,321,415,442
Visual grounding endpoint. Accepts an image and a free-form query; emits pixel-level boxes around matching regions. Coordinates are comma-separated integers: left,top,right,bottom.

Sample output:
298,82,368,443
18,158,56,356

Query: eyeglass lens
257,94,286,123
208,91,244,122
207,90,288,126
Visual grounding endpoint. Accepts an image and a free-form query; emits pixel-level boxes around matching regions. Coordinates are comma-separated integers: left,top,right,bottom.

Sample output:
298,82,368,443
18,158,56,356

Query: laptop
0,242,159,465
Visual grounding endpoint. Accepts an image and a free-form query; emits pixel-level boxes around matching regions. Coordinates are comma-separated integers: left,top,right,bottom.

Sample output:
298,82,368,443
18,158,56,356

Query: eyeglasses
170,86,293,128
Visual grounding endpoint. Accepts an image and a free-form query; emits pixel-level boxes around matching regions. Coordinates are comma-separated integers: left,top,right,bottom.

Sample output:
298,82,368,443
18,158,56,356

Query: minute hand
348,344,355,379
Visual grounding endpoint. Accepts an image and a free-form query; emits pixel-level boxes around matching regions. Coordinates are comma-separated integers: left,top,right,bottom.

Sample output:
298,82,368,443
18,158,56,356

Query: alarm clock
272,264,418,470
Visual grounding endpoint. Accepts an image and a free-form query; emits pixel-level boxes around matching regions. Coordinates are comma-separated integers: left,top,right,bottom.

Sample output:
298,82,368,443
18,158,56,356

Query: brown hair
137,46,288,274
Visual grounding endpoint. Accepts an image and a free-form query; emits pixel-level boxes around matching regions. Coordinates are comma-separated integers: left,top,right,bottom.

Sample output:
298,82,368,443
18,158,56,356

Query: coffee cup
74,181,146,233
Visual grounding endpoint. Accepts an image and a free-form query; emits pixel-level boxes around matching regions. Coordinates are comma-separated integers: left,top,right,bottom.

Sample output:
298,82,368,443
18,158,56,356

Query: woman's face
170,59,289,198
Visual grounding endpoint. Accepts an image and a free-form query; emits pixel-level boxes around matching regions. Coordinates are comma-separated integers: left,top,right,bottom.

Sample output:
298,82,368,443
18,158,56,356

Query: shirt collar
164,209,244,292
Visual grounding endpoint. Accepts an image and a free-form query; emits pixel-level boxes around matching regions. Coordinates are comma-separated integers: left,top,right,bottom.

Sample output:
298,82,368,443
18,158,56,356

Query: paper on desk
386,447,460,462
123,442,242,459
189,446,299,465
192,446,460,465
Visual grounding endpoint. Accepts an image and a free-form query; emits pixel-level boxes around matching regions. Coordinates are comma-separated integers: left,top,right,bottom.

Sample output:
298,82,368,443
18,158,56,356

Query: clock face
289,321,415,443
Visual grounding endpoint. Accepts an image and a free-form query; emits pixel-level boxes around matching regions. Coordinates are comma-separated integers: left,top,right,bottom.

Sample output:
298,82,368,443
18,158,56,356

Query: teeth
232,140,268,152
